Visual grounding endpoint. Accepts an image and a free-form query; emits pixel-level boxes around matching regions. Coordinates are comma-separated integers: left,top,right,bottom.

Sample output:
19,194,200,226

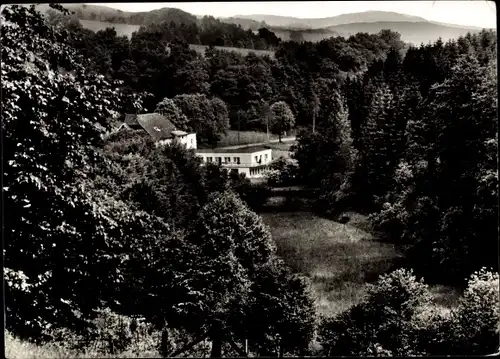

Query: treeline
48,10,405,139
291,29,497,286
4,4,499,357
4,5,313,357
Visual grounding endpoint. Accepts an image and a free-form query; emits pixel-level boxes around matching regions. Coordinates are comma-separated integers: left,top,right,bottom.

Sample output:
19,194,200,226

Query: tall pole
312,110,316,134
266,104,270,142
238,111,241,145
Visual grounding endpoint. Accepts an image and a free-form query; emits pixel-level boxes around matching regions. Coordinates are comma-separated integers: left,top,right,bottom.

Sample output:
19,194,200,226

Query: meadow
79,20,141,38
190,44,275,58
5,332,162,359
78,21,276,60
213,130,279,147
260,211,460,317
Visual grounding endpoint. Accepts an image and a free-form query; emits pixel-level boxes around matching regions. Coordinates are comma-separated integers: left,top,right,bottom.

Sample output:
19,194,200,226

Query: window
234,157,240,164
207,157,213,162
224,157,231,163
265,154,268,161
216,157,222,164
255,156,258,162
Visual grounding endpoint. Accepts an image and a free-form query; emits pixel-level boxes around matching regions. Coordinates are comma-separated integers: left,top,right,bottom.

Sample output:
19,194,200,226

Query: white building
119,113,197,150
196,146,273,178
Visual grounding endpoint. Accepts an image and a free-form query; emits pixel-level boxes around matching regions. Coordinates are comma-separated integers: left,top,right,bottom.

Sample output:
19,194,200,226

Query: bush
448,268,500,355
318,268,431,356
265,157,300,187
230,171,271,210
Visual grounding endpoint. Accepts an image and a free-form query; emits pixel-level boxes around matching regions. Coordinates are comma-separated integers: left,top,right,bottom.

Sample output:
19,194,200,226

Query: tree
154,97,189,130
2,4,148,340
270,101,295,143
143,191,315,357
448,269,500,355
173,93,230,146
318,269,432,356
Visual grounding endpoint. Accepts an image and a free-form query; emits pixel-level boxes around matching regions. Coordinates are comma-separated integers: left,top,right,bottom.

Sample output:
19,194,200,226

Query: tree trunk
210,338,222,358
279,343,284,358
312,111,316,133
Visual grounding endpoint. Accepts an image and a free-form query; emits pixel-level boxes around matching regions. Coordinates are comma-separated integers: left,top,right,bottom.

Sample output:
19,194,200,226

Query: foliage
448,269,500,355
154,97,189,130
270,101,295,141
265,157,300,187
2,3,145,340
173,93,230,145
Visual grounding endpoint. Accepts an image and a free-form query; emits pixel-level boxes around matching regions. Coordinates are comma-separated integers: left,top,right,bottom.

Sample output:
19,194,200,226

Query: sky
99,1,497,28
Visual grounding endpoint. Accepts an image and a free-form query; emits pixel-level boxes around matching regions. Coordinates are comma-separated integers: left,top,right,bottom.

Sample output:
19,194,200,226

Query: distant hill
219,17,267,31
232,11,428,29
31,3,197,26
327,21,486,45
28,4,490,45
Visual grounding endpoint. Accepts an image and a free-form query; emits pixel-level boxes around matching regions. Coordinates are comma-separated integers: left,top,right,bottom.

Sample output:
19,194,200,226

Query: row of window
203,153,269,165
249,167,265,176
254,154,268,163
205,156,241,164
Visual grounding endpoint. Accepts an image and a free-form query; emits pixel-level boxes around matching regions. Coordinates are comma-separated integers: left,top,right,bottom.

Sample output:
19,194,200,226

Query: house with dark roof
118,113,197,149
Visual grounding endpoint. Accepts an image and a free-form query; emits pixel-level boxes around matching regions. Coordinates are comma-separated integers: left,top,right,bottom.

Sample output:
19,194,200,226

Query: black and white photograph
2,0,498,357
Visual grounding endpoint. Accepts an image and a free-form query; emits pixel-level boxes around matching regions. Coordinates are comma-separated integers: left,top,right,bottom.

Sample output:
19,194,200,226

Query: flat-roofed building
196,145,272,178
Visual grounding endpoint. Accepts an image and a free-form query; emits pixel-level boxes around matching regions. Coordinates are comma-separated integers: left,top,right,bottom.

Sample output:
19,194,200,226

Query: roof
124,113,177,141
196,145,272,154
124,114,138,126
171,130,188,136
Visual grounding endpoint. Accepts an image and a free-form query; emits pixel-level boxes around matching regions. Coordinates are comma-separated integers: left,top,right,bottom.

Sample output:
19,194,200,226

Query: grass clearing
268,141,296,160
260,211,460,317
260,211,402,317
190,44,276,59
5,332,162,359
215,130,279,147
79,20,140,38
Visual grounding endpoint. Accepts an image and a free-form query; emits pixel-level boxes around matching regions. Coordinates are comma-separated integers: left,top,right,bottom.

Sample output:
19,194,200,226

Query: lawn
79,20,140,38
260,211,460,317
5,331,161,359
267,141,295,160
215,130,279,147
190,44,276,59
77,22,274,61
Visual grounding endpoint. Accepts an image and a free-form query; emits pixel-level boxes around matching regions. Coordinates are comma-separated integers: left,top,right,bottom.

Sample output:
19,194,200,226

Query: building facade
196,146,272,178
121,113,197,150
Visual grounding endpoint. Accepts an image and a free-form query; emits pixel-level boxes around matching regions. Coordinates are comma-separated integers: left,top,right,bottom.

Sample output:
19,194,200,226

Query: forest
3,4,499,358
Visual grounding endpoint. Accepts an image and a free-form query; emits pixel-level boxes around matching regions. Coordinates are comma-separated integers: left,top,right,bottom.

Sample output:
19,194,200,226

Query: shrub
318,268,431,356
265,157,299,187
448,268,500,355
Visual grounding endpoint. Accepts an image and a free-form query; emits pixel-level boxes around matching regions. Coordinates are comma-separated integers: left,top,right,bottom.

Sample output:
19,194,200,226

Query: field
5,332,161,359
79,20,141,38
78,21,276,60
267,141,295,160
260,211,460,317
214,130,279,147
190,44,276,59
